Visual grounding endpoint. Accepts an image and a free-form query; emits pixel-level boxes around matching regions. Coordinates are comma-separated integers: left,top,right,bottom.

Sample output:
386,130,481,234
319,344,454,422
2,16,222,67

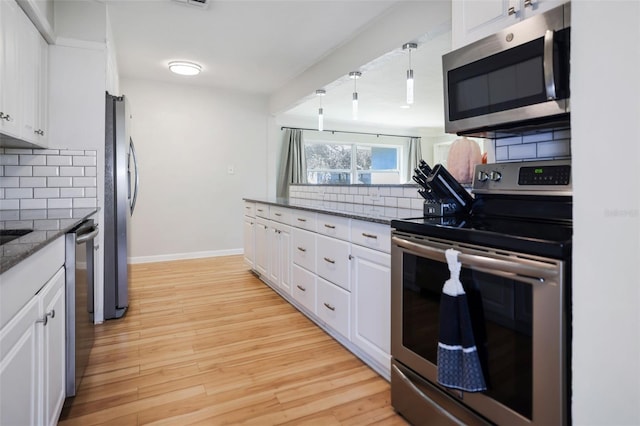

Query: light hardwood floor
58,255,408,425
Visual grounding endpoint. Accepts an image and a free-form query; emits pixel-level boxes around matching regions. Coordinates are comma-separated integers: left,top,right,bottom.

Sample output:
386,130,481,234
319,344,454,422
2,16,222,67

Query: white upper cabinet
452,0,568,49
0,0,49,148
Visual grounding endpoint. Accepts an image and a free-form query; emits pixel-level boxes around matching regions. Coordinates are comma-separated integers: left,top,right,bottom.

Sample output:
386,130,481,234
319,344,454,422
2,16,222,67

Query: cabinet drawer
292,264,316,314
270,206,291,225
351,220,390,253
316,213,350,241
292,228,316,273
255,203,269,218
291,209,316,231
316,277,350,339
316,235,350,291
243,201,256,218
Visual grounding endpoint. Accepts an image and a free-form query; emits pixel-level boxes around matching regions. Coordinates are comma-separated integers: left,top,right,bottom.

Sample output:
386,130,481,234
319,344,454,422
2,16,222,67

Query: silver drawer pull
296,285,306,292
323,302,335,311
245,206,251,209
297,218,307,222
362,232,378,239
36,310,55,326
323,257,335,264
274,213,282,216
257,209,264,212
297,247,307,253
324,224,336,229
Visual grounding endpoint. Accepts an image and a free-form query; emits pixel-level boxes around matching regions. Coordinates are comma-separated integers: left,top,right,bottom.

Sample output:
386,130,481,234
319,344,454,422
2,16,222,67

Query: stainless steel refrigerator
104,93,139,319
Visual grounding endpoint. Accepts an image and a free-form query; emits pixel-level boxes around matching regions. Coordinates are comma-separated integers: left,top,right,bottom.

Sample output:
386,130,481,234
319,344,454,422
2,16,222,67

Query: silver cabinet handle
324,224,336,229
297,218,307,222
274,213,282,216
296,285,306,292
0,112,13,122
524,0,533,6
245,206,251,209
297,247,306,252
543,30,557,100
362,232,378,239
323,257,335,264
323,302,335,311
508,6,516,15
257,209,264,212
36,310,55,326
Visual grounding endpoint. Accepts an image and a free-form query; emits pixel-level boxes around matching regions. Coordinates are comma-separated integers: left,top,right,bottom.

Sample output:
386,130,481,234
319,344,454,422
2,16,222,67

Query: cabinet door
292,228,316,273
279,226,291,294
0,0,21,138
267,226,280,286
254,218,269,277
40,268,66,426
452,0,518,49
36,35,48,146
19,10,39,144
243,216,255,268
0,296,39,426
521,0,566,19
316,277,350,339
292,264,316,314
350,245,391,373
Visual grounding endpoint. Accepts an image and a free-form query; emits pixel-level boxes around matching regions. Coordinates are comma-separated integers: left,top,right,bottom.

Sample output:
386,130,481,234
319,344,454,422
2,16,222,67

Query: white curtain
406,137,422,183
277,128,307,198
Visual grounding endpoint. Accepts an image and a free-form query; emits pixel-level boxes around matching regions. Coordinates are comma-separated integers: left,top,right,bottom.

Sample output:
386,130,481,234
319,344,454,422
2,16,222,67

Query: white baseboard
129,248,243,264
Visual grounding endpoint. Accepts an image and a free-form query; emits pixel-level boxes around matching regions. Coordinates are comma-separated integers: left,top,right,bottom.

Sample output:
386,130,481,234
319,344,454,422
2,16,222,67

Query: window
305,141,402,184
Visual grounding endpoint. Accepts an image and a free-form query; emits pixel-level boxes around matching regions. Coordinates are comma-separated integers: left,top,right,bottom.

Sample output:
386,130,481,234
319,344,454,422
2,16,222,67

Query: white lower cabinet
243,215,255,268
316,277,350,340
350,244,391,372
254,217,269,277
291,264,316,314
0,266,66,426
268,222,291,294
316,234,350,291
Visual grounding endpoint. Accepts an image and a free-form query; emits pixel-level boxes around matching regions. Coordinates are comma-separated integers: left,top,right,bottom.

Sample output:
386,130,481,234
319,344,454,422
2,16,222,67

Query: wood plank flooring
58,255,408,425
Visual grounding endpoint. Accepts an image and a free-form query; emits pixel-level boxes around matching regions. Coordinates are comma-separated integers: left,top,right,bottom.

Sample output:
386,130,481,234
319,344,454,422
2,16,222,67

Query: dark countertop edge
243,198,421,225
0,208,99,274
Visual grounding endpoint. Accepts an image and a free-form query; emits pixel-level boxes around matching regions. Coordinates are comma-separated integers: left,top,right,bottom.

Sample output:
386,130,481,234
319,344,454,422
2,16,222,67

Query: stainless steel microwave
443,3,570,136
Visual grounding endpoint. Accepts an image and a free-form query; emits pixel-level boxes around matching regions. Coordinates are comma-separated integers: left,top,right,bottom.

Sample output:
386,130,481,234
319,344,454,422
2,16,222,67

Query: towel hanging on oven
437,248,487,392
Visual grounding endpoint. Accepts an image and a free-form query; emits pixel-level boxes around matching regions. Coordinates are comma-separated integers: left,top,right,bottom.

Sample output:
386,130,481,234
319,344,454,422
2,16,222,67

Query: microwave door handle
392,236,559,285
543,29,557,100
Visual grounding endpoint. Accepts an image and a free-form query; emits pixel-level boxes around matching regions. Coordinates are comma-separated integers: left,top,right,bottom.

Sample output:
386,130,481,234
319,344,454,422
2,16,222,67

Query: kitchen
0,0,638,425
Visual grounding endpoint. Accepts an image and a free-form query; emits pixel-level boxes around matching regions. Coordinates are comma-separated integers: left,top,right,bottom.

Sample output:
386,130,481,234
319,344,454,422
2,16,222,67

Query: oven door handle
392,236,559,285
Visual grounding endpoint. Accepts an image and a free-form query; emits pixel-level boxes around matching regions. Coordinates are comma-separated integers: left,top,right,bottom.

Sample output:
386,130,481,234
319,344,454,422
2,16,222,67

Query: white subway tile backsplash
5,188,33,199
20,199,47,209
5,165,32,176
378,187,390,196
0,177,19,188
537,139,571,158
384,197,397,207
496,146,509,161
0,199,19,209
60,167,84,177
508,143,538,160
60,188,84,198
33,219,60,230
33,166,60,177
20,155,47,166
397,197,411,209
411,198,424,210
0,155,18,166
522,131,553,143
48,177,73,187
0,149,97,210
20,177,46,187
35,188,60,198
496,136,524,146
46,156,73,166
73,156,96,166
48,198,73,209
554,129,571,139
390,187,404,197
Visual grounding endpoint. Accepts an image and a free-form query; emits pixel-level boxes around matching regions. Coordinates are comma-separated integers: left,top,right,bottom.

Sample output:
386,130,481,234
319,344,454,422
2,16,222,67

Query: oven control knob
477,171,489,182
489,170,502,181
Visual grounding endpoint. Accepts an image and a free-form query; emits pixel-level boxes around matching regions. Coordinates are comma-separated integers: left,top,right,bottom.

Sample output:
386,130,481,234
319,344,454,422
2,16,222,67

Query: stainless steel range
390,159,572,425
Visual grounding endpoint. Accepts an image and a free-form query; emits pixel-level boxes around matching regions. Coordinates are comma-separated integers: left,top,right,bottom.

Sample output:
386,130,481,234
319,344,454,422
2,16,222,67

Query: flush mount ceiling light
403,43,418,105
349,71,362,120
168,61,202,76
316,89,326,132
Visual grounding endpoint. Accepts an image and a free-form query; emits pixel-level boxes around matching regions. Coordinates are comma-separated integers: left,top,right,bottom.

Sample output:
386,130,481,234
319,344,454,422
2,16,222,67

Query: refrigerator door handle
129,137,139,215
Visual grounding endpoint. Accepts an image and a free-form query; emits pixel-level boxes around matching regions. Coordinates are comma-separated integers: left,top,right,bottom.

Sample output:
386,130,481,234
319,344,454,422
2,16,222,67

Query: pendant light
349,71,361,120
316,89,326,132
403,43,417,105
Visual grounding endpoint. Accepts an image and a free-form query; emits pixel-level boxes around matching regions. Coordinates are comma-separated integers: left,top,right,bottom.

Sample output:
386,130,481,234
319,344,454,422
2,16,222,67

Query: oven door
391,232,567,426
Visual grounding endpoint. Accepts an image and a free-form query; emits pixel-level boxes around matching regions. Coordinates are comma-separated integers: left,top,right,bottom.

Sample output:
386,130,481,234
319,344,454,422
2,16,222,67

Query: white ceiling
106,0,451,131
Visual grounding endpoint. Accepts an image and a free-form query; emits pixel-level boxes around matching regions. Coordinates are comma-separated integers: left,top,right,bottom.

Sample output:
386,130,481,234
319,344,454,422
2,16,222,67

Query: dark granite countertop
243,197,422,225
0,208,98,273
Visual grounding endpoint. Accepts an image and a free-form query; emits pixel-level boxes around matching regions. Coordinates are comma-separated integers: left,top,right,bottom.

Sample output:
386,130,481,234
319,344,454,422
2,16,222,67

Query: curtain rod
280,126,419,139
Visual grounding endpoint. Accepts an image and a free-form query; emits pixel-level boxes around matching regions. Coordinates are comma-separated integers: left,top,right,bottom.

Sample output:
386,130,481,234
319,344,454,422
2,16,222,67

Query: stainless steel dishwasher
65,219,98,397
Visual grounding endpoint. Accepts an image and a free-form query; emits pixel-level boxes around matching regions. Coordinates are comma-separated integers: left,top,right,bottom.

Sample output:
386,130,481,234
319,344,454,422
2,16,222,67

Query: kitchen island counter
0,208,98,273
243,197,422,225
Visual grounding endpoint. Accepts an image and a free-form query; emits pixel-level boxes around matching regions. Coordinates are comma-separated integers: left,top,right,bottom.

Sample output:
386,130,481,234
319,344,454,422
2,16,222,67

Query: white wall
572,1,640,424
119,78,269,262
